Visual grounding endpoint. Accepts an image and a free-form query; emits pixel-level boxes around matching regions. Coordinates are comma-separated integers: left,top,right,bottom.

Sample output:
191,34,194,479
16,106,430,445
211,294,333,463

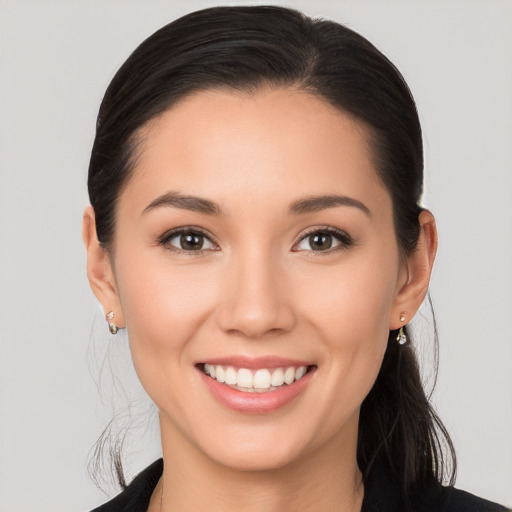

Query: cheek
299,252,398,341
294,252,397,417
113,253,219,380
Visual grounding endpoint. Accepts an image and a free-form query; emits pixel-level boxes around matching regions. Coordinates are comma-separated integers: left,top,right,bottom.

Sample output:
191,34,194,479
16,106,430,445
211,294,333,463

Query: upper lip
197,356,315,370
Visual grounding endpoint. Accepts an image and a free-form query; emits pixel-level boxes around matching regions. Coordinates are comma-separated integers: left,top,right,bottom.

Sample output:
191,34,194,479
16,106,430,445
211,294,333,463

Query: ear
82,206,125,328
389,210,437,329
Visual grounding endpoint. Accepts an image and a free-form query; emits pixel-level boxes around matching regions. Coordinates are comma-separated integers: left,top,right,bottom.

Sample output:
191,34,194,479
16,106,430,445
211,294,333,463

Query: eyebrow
142,191,222,215
289,195,371,217
142,191,370,218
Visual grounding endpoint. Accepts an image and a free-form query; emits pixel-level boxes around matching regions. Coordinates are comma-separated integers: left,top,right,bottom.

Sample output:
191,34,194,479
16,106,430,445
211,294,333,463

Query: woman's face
102,88,412,471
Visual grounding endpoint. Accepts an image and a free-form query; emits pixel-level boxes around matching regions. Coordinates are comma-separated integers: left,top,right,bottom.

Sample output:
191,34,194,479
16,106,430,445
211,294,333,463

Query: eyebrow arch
142,191,222,216
289,195,371,217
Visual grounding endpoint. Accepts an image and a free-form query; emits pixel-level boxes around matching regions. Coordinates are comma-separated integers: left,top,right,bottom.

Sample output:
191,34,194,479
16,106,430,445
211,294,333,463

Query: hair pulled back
88,5,456,503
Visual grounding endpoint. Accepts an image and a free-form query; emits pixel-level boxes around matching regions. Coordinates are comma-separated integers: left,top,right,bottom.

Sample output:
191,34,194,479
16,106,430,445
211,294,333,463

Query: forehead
123,87,390,216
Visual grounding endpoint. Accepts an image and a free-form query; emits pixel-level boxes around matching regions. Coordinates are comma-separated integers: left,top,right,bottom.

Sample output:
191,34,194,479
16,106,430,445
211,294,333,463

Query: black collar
90,458,508,512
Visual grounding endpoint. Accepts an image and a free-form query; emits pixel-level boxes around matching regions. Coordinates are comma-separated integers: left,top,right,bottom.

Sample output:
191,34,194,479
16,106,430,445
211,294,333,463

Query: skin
83,87,437,512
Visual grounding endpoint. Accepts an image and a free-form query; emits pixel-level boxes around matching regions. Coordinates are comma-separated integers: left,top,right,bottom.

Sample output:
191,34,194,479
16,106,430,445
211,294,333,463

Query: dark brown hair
87,5,456,504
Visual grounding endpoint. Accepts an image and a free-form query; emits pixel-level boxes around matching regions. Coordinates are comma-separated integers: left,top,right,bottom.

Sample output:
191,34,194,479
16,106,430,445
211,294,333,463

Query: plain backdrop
0,1,511,511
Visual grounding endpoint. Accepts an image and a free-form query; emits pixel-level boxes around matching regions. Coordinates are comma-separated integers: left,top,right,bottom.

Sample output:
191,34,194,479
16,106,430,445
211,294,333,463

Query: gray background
0,1,511,510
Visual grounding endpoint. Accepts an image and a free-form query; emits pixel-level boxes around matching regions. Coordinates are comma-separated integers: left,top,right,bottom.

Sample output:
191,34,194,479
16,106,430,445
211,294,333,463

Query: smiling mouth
199,364,316,393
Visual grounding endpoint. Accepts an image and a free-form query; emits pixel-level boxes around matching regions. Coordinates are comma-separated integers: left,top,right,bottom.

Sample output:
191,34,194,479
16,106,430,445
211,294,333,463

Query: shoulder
89,459,163,512
431,486,510,512
363,465,509,512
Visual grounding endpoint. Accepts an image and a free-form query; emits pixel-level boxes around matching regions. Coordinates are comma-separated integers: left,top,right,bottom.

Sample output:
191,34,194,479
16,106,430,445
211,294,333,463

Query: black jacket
90,459,509,512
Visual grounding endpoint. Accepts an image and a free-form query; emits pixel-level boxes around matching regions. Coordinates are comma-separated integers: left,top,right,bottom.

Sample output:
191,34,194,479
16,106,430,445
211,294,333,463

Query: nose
216,251,296,339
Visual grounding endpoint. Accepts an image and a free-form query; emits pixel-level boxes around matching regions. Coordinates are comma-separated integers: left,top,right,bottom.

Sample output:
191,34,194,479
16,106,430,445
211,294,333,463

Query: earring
106,311,118,335
397,314,407,345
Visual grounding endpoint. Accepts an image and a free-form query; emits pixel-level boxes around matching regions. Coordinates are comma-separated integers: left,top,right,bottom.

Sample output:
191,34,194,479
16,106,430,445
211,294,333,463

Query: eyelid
292,225,354,253
156,225,353,255
157,226,220,253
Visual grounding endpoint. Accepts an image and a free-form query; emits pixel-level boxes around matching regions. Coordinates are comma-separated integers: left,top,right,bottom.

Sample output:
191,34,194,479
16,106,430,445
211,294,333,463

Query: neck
153,416,363,512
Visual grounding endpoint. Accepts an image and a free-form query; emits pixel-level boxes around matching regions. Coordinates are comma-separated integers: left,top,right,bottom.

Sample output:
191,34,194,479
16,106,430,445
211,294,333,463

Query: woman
82,6,508,512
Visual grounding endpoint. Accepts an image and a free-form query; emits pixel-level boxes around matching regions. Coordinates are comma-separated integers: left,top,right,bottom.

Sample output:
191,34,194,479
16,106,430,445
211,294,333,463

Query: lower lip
198,368,315,414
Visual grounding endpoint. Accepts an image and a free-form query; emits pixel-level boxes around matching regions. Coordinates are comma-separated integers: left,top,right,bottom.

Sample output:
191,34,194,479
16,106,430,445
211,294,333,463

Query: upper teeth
203,364,308,391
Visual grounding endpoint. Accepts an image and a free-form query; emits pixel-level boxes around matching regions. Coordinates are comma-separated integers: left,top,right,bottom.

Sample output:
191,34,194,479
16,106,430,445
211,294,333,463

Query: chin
194,424,315,473
209,444,301,472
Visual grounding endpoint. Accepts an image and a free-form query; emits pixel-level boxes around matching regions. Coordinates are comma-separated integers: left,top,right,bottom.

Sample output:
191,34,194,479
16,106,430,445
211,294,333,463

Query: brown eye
308,233,333,251
180,232,204,250
163,230,217,252
295,229,352,253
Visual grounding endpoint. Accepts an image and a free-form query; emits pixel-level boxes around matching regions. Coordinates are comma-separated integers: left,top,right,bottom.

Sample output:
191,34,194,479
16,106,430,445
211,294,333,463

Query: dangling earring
397,314,407,345
106,311,119,335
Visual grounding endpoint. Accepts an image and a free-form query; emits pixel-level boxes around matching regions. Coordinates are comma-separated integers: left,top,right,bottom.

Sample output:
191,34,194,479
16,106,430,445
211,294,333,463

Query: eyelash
293,226,354,256
157,226,354,255
158,226,219,255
